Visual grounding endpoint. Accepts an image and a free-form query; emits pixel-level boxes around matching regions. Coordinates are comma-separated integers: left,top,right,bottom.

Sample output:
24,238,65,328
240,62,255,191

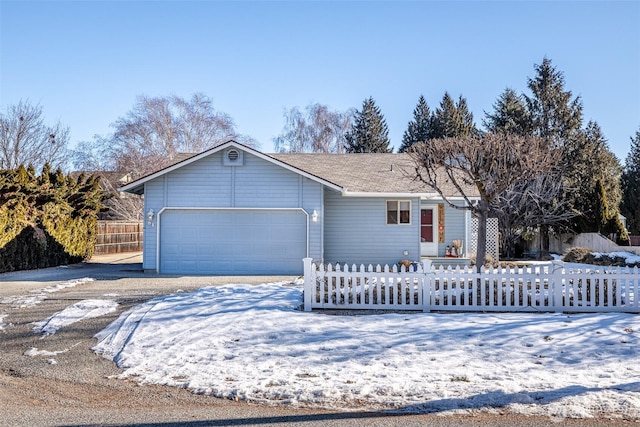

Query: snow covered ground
92,282,640,420
32,299,118,336
593,251,640,265
5,259,639,420
0,277,94,308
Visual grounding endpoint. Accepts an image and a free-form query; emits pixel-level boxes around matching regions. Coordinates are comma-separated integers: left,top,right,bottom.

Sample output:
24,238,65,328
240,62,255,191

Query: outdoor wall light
403,250,409,256
146,209,155,226
312,210,319,222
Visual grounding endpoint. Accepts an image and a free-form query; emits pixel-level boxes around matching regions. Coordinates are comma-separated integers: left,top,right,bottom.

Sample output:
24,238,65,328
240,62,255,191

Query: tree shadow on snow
400,382,640,414
63,382,640,427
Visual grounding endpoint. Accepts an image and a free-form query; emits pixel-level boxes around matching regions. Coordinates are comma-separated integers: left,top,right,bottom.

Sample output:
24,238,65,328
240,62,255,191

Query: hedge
0,164,106,273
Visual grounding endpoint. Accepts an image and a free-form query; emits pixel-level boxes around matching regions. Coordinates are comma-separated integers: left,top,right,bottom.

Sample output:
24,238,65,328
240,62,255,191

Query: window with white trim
386,200,411,224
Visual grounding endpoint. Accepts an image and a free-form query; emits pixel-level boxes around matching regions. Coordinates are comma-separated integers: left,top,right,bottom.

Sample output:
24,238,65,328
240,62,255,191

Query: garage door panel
159,210,306,275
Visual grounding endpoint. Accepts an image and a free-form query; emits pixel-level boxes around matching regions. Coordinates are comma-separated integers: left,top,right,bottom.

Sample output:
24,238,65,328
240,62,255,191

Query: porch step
422,257,472,268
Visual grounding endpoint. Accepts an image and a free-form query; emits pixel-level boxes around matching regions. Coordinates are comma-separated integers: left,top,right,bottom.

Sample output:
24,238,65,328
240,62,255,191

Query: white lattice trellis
470,217,499,262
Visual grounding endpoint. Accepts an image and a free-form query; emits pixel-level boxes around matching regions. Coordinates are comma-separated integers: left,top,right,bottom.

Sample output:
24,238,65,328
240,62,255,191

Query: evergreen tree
399,95,433,152
525,57,583,146
344,97,392,153
592,179,610,234
621,128,640,235
566,121,623,233
524,58,584,254
483,88,532,135
431,92,476,139
592,177,630,245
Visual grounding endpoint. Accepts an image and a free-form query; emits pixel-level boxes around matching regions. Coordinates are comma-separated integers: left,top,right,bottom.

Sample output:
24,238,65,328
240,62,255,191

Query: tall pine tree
525,57,583,146
566,121,623,233
524,58,584,254
621,128,640,235
483,88,532,135
399,95,433,152
592,179,610,234
431,92,476,139
344,97,392,153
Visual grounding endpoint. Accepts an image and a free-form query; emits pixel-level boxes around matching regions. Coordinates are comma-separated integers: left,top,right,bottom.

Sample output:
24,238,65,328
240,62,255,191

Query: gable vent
223,148,243,166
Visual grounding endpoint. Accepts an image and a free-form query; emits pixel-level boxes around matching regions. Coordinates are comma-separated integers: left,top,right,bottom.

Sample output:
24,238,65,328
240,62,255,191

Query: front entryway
420,207,438,256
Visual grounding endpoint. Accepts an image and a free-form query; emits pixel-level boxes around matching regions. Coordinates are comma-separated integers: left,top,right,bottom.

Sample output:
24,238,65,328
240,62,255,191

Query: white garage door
159,209,307,275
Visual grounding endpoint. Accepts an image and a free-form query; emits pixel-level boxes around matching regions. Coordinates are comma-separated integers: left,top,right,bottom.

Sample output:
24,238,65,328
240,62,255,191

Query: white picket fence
302,258,640,313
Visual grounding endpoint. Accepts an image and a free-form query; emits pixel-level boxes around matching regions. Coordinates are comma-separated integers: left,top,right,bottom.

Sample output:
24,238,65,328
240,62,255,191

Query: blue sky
1,1,639,161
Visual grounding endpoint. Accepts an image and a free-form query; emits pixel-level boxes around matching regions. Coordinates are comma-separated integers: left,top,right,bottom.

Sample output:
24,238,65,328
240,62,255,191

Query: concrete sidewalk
89,251,143,265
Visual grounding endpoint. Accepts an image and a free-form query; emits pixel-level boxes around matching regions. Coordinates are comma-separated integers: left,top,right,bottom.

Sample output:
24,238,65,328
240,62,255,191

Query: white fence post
303,257,313,312
551,260,564,312
422,259,432,312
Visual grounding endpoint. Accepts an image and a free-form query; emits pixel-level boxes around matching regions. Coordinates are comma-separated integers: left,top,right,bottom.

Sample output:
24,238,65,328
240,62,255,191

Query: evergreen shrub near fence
0,165,106,273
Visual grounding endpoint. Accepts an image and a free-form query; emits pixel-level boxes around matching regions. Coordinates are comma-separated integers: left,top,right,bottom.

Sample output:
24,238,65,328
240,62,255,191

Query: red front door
421,208,437,256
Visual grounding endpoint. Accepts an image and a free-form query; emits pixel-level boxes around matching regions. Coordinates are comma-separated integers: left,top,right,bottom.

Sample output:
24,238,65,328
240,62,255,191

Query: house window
387,200,411,224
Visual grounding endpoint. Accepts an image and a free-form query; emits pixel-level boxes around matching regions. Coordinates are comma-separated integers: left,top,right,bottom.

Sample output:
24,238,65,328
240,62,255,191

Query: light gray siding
303,178,323,263
324,190,420,266
234,154,301,208
142,150,323,273
142,179,164,270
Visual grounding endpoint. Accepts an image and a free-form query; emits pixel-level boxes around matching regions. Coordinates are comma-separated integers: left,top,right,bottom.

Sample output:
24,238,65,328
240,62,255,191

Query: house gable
119,141,342,196
138,143,326,273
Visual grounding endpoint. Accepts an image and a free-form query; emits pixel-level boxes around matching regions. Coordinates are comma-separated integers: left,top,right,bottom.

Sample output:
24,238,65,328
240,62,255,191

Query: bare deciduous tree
98,176,143,221
0,100,70,171
408,133,558,271
72,135,116,172
108,93,257,178
274,103,354,153
490,174,576,258
71,93,256,220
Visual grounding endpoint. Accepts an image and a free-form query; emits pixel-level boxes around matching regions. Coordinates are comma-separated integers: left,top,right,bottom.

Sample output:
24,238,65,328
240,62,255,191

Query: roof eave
341,191,480,200
119,183,145,195
342,191,438,198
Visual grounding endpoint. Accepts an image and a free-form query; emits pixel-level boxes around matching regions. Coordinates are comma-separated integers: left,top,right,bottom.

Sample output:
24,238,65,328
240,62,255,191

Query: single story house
120,140,480,275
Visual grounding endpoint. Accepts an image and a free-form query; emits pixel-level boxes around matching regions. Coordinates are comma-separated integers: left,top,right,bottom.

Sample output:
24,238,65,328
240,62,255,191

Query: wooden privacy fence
95,221,143,255
302,258,640,313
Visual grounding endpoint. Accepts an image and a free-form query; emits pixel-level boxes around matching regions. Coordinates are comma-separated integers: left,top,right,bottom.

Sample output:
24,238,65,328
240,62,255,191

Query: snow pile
33,299,118,335
0,313,7,331
24,347,69,357
93,283,640,419
0,277,95,308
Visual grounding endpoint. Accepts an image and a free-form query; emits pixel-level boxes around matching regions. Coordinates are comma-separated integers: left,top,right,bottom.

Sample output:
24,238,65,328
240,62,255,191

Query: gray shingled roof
270,153,478,197
119,140,479,198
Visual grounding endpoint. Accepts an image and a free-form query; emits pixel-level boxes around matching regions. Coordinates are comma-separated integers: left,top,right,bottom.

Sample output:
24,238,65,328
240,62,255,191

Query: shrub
562,247,592,263
470,252,497,267
562,247,640,268
0,164,106,273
